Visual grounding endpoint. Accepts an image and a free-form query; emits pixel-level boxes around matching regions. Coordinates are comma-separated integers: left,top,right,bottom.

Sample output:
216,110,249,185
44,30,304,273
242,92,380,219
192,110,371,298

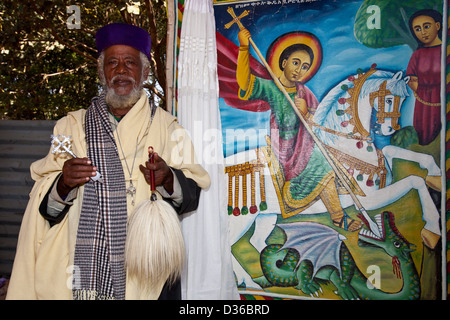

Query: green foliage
390,126,419,148
354,0,442,50
0,0,168,119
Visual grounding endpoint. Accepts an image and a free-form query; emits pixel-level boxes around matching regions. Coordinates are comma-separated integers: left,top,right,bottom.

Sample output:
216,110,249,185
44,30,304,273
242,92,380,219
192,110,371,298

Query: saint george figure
236,28,362,232
406,9,443,146
6,23,210,300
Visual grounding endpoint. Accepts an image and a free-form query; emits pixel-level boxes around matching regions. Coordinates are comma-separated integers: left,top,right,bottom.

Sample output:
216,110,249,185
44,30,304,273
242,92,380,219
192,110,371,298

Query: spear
225,7,381,237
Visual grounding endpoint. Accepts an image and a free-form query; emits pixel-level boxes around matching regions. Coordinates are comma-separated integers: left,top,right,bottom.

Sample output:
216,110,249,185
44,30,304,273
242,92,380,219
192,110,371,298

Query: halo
266,31,322,84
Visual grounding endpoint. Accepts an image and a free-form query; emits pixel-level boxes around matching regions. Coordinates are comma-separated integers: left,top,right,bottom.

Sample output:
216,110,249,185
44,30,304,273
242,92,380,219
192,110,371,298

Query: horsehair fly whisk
125,146,185,295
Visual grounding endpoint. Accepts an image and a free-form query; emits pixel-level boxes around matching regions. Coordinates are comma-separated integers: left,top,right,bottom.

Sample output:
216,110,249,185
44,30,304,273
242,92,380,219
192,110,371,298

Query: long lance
225,7,381,237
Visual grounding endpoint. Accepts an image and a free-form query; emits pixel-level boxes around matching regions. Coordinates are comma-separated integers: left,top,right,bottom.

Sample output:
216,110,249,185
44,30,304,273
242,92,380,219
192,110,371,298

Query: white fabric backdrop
177,0,239,300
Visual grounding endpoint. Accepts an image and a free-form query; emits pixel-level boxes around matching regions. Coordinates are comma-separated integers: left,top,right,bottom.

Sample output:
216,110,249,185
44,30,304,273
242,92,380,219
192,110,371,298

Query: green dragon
254,211,420,300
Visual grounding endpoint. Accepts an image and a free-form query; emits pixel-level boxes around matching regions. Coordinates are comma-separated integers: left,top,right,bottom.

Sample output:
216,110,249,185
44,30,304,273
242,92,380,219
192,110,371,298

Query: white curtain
177,0,239,300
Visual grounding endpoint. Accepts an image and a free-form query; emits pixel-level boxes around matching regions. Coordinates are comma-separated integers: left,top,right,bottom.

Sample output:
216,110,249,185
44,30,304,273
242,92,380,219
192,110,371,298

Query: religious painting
214,0,447,300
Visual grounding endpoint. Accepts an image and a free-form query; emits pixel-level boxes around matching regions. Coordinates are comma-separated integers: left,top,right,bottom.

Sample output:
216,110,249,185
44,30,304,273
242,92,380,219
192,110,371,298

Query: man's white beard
105,75,143,109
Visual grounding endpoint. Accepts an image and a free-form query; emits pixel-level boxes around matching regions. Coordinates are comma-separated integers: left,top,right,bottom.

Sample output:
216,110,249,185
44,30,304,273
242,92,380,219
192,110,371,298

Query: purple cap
95,23,151,60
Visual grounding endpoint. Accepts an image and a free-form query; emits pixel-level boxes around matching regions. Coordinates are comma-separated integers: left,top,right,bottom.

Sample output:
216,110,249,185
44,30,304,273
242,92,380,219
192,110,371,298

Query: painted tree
0,0,168,119
354,0,442,50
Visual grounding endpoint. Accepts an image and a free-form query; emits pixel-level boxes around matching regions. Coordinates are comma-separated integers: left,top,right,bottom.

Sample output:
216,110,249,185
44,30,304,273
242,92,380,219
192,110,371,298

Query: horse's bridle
369,80,402,131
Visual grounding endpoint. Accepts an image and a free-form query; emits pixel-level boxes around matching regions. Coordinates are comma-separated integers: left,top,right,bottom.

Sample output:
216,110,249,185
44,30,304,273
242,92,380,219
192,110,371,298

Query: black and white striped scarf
72,92,128,300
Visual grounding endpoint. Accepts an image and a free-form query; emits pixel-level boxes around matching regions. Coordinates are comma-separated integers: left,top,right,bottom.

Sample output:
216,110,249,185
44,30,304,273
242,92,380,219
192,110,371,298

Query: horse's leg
357,176,441,248
229,212,278,290
231,253,264,290
249,213,278,252
382,145,442,190
229,212,264,289
229,212,259,245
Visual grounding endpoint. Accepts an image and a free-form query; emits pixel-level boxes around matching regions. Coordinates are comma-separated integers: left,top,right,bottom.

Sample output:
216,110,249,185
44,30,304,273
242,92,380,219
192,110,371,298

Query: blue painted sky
214,0,421,156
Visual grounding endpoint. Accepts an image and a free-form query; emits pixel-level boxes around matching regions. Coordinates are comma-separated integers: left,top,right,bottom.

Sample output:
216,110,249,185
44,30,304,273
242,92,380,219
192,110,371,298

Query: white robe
6,93,210,300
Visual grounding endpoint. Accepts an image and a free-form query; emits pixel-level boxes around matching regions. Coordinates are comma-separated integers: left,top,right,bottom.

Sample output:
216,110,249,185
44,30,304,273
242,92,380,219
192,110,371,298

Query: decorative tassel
225,154,267,216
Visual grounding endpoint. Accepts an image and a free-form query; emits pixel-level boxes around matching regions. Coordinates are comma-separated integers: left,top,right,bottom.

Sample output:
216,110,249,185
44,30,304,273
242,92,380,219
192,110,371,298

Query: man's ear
97,62,106,85
436,21,441,31
143,65,150,80
97,65,102,78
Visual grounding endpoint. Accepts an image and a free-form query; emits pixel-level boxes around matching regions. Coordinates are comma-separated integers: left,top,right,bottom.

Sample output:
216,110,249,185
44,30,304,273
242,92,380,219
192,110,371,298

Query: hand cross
50,134,103,183
225,7,249,30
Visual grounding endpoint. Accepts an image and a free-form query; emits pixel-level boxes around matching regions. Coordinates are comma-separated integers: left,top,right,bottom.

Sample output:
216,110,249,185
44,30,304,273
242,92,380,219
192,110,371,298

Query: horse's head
368,71,410,137
313,65,410,146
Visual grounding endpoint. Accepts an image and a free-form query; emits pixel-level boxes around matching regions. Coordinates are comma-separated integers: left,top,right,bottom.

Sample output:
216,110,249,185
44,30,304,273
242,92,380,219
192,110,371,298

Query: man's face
281,50,311,83
412,15,441,47
103,45,143,96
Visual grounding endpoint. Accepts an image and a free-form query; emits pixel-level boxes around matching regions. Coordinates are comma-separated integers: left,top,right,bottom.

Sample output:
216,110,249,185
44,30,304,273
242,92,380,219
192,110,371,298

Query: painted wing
278,222,346,277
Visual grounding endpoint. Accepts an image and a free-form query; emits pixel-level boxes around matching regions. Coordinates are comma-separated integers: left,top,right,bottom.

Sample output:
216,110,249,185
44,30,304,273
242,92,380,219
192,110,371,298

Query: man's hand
57,157,97,198
295,93,308,116
238,28,251,47
139,152,174,194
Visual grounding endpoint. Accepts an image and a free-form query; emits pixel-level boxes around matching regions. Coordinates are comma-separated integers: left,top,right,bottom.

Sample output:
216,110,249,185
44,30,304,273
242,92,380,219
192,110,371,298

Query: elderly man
6,23,210,300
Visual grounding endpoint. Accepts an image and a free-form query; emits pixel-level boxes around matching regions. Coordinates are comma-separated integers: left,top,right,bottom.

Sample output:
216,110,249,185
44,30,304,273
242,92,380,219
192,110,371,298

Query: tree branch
144,0,166,97
112,0,132,24
29,0,98,64
40,63,89,84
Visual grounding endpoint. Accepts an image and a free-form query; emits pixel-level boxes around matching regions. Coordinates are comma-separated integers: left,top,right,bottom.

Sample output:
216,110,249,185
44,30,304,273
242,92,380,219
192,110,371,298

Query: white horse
225,67,442,290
